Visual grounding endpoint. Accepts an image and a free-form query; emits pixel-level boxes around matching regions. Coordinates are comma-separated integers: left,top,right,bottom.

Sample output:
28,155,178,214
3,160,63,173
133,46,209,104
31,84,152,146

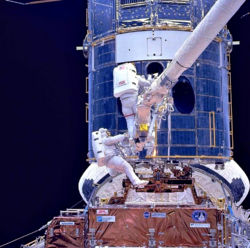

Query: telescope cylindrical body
86,0,237,161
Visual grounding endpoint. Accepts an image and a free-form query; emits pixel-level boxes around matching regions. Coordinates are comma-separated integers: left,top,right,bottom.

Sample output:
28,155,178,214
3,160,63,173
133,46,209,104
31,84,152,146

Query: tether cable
0,227,46,248
241,12,250,19
69,199,84,209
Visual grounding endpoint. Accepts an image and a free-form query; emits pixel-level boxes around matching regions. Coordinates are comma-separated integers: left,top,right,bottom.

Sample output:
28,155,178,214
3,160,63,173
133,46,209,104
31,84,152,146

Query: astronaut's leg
124,114,135,138
107,168,119,177
121,96,137,138
132,99,137,115
107,156,148,187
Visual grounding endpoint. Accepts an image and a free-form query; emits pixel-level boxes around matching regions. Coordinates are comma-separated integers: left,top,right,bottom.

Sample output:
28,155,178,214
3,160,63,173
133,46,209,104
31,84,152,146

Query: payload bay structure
22,0,250,247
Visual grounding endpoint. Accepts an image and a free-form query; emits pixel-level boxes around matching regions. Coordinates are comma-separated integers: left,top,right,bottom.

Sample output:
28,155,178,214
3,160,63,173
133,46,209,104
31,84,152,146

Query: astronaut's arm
103,134,127,145
137,75,151,87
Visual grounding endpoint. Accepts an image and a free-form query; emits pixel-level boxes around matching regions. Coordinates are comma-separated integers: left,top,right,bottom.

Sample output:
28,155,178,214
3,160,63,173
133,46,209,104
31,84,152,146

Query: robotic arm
136,0,245,143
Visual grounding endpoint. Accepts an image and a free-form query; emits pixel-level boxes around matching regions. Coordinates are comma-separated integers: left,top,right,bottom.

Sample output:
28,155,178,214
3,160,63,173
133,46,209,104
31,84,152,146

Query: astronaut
92,128,148,187
113,63,151,139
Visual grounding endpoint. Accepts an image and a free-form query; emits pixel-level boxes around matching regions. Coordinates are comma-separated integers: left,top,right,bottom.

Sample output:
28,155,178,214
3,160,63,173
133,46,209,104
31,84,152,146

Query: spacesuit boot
122,161,148,188
133,179,149,188
107,156,148,187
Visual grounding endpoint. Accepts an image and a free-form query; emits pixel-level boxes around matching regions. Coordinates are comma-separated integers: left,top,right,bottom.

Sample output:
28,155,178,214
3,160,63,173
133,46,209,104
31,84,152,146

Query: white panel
147,37,162,56
116,30,191,63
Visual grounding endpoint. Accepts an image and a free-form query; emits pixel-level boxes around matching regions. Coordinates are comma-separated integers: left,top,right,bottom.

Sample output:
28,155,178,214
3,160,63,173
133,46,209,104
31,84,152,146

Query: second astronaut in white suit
113,63,151,139
92,128,148,187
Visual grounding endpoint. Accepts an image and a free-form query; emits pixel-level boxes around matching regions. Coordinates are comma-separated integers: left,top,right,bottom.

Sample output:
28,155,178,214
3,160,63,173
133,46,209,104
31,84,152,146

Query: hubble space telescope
19,0,250,247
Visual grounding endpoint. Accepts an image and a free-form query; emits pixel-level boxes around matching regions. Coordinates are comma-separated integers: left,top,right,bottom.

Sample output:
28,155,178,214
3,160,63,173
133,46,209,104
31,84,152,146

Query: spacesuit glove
129,137,135,146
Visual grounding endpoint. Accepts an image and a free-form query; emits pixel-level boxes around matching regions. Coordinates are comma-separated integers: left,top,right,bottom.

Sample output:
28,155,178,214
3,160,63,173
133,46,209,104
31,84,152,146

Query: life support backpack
92,131,105,166
113,63,139,98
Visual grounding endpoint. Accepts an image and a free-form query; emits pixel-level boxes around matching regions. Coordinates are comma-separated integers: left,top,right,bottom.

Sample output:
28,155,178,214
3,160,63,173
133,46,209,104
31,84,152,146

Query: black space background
0,1,249,247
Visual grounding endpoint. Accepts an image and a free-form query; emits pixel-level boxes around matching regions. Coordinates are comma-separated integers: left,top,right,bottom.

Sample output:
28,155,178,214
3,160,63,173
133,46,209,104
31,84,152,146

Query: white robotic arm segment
144,0,246,101
172,0,245,70
135,0,245,144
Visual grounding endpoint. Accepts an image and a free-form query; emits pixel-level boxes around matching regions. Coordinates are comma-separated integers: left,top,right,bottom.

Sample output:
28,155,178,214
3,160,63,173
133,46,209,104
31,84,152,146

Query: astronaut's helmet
99,128,109,137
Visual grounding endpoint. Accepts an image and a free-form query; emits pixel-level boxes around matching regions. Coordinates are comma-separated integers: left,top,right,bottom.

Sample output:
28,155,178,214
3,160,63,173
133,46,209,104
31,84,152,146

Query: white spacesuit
92,128,148,187
113,63,151,139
